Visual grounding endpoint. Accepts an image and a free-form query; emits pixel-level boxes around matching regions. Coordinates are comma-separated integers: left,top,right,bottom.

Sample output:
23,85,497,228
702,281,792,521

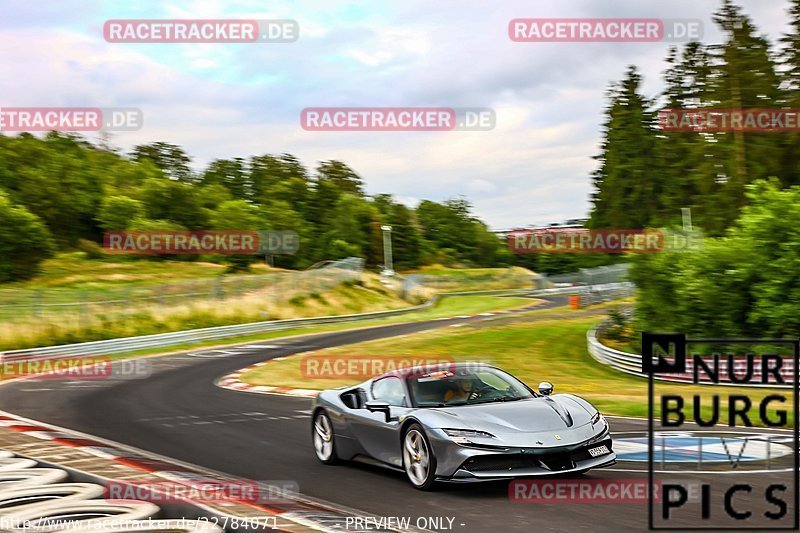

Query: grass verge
0,294,538,378
1,273,416,350
241,307,790,426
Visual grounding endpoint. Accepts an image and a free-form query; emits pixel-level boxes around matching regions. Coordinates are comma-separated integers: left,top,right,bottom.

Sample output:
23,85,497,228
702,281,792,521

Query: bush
309,292,327,304
76,238,106,259
289,295,307,306
97,196,144,232
631,180,800,337
604,307,630,341
0,192,55,282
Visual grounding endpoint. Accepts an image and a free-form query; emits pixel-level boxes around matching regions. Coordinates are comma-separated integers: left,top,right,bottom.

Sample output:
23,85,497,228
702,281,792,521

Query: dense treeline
631,180,800,338
0,133,514,281
614,0,800,336
590,0,800,236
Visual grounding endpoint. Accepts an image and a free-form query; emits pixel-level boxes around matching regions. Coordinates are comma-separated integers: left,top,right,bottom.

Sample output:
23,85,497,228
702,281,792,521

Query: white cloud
0,0,792,229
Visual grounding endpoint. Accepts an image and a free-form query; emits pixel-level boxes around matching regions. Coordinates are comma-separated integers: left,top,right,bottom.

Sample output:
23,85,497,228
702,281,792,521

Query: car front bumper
430,432,616,480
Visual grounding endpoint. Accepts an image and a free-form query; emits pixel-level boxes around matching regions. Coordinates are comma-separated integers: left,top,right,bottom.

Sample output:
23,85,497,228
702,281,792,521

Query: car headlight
588,412,609,443
442,428,496,443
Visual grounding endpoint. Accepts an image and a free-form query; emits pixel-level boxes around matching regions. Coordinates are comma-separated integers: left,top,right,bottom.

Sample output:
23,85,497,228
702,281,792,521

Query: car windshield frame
405,366,536,408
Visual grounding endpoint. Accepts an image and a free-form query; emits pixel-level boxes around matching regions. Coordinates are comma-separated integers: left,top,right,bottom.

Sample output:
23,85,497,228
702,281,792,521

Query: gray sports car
311,362,615,489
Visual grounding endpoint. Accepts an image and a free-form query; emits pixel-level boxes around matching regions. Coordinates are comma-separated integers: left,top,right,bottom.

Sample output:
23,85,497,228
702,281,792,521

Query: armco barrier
2,283,633,362
587,322,644,377
587,320,796,388
0,299,437,362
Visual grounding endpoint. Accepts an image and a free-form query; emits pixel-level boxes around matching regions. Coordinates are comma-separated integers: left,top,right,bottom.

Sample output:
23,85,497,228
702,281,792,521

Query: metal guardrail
587,319,795,388
1,283,633,362
587,321,644,377
0,299,436,362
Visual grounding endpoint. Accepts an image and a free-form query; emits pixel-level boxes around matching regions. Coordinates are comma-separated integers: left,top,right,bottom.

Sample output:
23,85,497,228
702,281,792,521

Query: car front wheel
402,424,436,490
312,411,339,464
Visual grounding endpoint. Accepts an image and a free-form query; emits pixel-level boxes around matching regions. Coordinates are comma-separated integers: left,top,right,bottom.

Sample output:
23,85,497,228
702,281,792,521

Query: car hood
428,394,596,434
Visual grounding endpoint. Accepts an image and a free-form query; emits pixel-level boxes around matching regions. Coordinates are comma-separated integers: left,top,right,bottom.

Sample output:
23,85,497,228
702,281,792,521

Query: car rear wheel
312,411,339,465
402,424,436,490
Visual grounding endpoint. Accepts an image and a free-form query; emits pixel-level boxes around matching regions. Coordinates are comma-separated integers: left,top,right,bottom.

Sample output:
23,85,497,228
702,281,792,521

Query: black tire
401,423,437,490
311,410,339,465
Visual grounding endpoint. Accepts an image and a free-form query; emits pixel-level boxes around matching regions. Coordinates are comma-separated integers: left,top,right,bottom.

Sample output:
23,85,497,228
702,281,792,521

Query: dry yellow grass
0,273,413,349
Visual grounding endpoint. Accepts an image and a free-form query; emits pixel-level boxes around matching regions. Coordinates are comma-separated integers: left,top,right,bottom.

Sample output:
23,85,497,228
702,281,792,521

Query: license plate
588,445,610,457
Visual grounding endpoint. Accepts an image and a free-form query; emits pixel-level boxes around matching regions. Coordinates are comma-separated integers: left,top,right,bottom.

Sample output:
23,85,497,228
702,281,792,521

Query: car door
348,376,410,466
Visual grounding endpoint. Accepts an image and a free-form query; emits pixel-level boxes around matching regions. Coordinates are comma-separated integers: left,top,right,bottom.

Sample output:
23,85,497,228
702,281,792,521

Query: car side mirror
365,400,391,422
538,382,554,396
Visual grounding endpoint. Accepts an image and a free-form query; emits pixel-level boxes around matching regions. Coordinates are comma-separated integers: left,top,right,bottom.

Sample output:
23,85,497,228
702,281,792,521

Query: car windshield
407,366,535,407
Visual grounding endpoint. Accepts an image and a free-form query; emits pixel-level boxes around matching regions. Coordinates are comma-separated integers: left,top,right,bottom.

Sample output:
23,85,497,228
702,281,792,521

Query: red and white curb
0,409,419,532
216,361,320,398
214,309,533,398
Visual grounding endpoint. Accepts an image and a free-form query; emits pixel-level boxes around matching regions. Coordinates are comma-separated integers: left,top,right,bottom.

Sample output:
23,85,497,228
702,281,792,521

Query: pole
681,208,692,232
381,225,393,273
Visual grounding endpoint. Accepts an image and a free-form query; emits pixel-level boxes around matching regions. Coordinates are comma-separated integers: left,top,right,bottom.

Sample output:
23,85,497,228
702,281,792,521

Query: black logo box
643,333,800,530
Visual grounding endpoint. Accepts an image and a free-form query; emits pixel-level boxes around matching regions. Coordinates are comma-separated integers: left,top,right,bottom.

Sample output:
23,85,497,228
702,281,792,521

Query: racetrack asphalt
0,295,794,532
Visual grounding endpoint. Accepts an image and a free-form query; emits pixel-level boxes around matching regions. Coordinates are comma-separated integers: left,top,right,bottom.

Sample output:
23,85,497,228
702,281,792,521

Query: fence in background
0,261,631,325
574,282,635,306
1,283,633,361
544,263,631,286
0,258,365,325
403,267,536,293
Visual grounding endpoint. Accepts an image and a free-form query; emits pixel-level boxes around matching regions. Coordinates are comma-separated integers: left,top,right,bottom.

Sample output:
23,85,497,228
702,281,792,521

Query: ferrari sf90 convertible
311,363,614,489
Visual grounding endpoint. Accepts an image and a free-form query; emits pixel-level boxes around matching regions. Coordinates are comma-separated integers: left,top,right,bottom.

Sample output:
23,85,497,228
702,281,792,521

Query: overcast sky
0,0,791,229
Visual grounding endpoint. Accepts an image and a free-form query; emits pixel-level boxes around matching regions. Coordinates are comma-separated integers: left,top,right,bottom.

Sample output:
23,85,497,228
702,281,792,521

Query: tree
125,217,189,261
779,0,800,186
657,43,713,228
139,178,208,229
200,158,249,200
316,160,364,196
321,194,379,263
0,192,55,281
590,2,786,236
250,153,311,210
386,202,423,268
196,183,234,211
0,132,519,273
700,0,784,232
589,66,659,229
259,200,309,268
210,200,263,271
416,198,506,266
131,142,194,182
97,196,144,232
0,133,104,246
